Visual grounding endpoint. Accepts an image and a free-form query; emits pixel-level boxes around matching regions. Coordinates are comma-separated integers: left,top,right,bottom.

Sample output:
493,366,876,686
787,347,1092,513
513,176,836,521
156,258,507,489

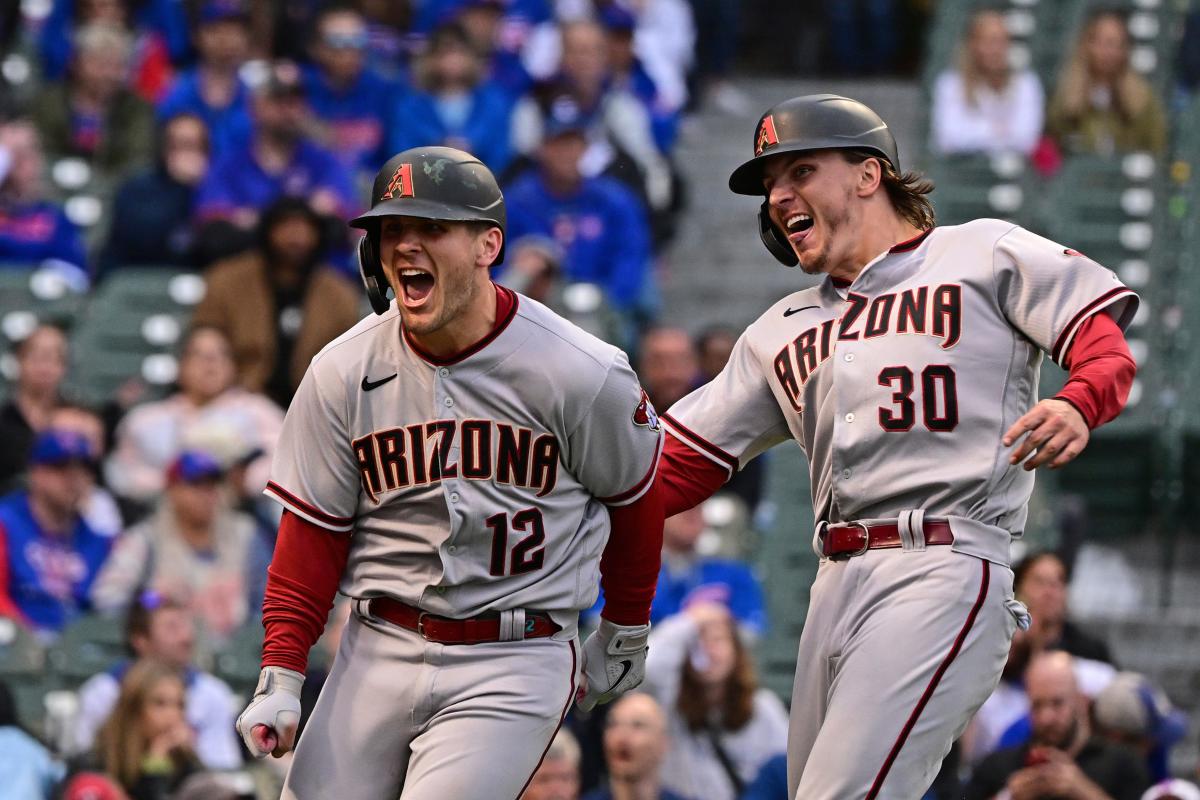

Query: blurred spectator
190,197,360,407
582,692,688,800
965,651,1150,800
68,658,200,800
653,505,765,634
58,773,129,800
1143,780,1200,800
303,5,393,173
0,678,65,800
823,0,898,77
694,326,736,384
513,20,674,215
422,0,554,97
0,324,69,492
1015,550,1114,664
357,0,413,79
0,429,110,639
601,5,686,154
105,324,283,508
685,0,741,111
386,22,515,173
1093,673,1188,784
193,60,358,236
39,0,189,92
638,326,697,411
740,752,787,800
0,120,88,279
642,603,787,800
1179,9,1200,96
91,451,258,640
97,113,210,277
71,593,242,770
931,9,1045,156
523,726,582,800
1047,10,1167,157
31,23,155,176
156,1,254,159
506,107,654,323
49,404,123,539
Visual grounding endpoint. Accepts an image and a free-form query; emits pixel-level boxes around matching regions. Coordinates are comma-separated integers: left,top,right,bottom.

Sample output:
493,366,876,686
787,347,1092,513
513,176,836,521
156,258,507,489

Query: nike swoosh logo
361,373,398,391
784,305,819,317
612,659,633,687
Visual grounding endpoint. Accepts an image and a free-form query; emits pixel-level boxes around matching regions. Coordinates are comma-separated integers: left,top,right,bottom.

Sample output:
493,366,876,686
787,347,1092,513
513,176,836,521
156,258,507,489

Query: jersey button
841,468,852,479
449,492,460,503
439,368,450,377
844,353,855,362
443,397,454,407
447,545,457,554
844,413,855,423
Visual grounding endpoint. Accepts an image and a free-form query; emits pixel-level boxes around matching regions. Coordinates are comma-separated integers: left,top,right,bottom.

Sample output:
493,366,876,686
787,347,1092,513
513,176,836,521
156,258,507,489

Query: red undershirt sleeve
1052,312,1137,430
598,479,664,626
658,434,732,518
260,511,351,674
0,523,25,622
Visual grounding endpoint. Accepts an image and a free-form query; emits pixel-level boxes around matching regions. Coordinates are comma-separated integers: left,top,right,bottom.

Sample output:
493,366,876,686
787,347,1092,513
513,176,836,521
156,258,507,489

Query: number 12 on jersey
878,365,958,432
486,508,547,576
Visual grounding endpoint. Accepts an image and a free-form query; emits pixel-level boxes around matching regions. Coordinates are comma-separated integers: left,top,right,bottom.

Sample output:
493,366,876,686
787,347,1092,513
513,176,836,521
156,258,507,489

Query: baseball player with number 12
655,95,1140,798
233,147,666,799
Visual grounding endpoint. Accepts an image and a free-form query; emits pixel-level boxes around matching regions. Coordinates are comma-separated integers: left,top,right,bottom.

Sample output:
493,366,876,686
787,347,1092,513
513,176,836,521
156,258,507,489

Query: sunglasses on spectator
323,32,367,50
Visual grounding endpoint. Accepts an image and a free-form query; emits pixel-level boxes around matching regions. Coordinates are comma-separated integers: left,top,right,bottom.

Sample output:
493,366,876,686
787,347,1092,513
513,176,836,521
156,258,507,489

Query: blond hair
96,659,187,789
957,9,1011,108
1052,10,1153,123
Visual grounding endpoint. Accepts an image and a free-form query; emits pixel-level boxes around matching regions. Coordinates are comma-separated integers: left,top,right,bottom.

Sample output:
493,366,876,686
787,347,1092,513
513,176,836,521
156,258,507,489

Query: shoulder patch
632,388,661,432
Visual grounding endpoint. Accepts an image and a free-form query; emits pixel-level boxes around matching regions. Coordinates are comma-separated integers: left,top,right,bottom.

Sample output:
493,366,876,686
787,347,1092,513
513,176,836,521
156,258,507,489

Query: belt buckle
416,611,431,640
830,522,871,561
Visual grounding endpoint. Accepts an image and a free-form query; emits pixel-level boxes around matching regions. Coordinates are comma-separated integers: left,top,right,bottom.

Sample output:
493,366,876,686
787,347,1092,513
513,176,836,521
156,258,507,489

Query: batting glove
577,619,650,712
235,666,304,759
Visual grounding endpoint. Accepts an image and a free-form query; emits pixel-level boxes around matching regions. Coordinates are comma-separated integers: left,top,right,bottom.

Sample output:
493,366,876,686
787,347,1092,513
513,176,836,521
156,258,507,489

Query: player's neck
834,211,924,283
407,280,500,359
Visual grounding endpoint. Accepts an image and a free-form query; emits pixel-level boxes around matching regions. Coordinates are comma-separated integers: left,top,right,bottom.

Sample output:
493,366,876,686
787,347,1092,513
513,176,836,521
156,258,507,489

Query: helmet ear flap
758,201,798,267
357,233,392,315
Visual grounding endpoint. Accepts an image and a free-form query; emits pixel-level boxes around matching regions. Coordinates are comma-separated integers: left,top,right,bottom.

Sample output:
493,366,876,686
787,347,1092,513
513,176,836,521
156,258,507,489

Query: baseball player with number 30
655,95,1140,798
233,146,665,799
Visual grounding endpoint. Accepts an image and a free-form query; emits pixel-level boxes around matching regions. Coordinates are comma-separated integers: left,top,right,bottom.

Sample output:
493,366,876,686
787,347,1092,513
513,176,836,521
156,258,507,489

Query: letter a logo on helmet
755,115,780,157
381,163,415,200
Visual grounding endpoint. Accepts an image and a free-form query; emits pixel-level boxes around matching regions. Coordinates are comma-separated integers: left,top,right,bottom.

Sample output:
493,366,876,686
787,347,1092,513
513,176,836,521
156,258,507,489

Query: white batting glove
577,619,650,712
235,666,304,759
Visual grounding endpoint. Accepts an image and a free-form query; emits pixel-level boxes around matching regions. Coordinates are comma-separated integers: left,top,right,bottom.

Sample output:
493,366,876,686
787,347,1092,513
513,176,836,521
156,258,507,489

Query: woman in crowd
1047,9,1167,156
0,324,70,492
931,8,1044,156
641,602,788,800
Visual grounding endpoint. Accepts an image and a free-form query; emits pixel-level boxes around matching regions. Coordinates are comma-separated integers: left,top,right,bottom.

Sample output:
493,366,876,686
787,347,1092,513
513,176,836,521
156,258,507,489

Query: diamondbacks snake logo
424,159,450,184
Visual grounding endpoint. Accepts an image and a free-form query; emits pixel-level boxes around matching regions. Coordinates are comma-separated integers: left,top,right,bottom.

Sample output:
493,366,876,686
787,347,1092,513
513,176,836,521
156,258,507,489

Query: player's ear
856,157,884,198
475,226,503,268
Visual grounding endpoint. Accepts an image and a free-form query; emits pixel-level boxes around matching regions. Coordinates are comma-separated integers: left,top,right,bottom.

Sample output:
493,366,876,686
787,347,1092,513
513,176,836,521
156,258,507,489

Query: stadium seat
0,618,58,732
214,619,265,698
45,613,128,687
1055,431,1160,540
66,268,205,404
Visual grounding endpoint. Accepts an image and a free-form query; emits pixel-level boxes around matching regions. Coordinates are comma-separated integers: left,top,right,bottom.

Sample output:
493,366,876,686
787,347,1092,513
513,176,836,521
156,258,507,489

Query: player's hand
1002,399,1089,471
235,666,304,759
576,619,650,712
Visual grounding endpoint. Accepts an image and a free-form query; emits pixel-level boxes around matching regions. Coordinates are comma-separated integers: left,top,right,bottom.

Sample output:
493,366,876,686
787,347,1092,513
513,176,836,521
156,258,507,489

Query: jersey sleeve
263,364,359,532
662,330,792,479
568,350,664,506
993,225,1139,365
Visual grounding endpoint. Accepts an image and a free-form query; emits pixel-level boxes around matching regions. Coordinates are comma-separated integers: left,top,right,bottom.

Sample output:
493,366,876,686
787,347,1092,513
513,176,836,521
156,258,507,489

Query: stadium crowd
0,0,1198,799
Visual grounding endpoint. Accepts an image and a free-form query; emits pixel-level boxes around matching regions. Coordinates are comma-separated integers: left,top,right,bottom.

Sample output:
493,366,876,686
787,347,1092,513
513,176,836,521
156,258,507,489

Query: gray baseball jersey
665,220,1137,565
264,290,663,626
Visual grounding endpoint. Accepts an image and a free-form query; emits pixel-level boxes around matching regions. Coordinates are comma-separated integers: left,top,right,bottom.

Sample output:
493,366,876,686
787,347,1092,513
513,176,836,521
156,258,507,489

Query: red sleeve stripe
1051,288,1137,365
264,481,355,531
661,413,738,475
598,432,664,506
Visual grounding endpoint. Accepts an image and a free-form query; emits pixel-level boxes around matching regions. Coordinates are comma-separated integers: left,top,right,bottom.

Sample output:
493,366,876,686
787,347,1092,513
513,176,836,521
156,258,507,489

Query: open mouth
785,213,814,244
399,268,435,306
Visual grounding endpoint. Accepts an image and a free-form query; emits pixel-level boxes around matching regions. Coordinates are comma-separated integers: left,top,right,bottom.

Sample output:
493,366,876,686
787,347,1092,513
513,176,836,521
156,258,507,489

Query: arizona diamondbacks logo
424,159,450,184
632,389,661,432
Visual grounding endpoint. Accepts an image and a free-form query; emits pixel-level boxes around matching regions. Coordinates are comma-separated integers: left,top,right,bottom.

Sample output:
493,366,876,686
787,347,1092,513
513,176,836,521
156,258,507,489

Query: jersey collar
825,227,936,299
402,283,519,366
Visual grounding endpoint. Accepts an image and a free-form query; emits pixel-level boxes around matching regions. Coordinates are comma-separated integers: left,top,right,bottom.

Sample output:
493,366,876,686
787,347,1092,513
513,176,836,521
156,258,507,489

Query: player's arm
1003,312,1136,471
236,510,350,758
658,424,735,517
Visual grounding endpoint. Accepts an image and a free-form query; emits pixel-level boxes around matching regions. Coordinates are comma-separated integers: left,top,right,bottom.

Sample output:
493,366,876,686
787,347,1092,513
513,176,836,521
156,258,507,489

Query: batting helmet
727,94,899,267
350,146,507,314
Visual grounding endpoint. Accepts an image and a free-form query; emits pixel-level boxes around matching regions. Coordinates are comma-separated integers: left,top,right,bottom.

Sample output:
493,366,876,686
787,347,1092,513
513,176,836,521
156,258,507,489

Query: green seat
214,619,265,698
1055,431,1159,540
46,613,128,686
0,619,56,732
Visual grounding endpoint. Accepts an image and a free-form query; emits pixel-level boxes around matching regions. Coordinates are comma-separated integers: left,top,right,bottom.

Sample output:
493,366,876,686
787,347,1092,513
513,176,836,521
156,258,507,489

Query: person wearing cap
303,5,395,173
418,0,554,97
91,450,258,641
156,0,254,159
71,593,242,770
965,652,1150,800
1093,673,1189,784
193,59,358,233
504,98,654,340
0,429,111,638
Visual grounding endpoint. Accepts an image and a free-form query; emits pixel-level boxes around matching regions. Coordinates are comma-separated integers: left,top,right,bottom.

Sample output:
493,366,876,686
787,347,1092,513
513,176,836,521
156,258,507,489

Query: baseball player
233,146,665,799
655,95,1139,799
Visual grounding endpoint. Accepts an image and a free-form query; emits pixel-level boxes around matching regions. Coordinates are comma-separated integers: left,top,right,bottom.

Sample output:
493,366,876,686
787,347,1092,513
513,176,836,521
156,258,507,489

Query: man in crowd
965,651,1150,800
583,692,688,800
523,728,584,800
